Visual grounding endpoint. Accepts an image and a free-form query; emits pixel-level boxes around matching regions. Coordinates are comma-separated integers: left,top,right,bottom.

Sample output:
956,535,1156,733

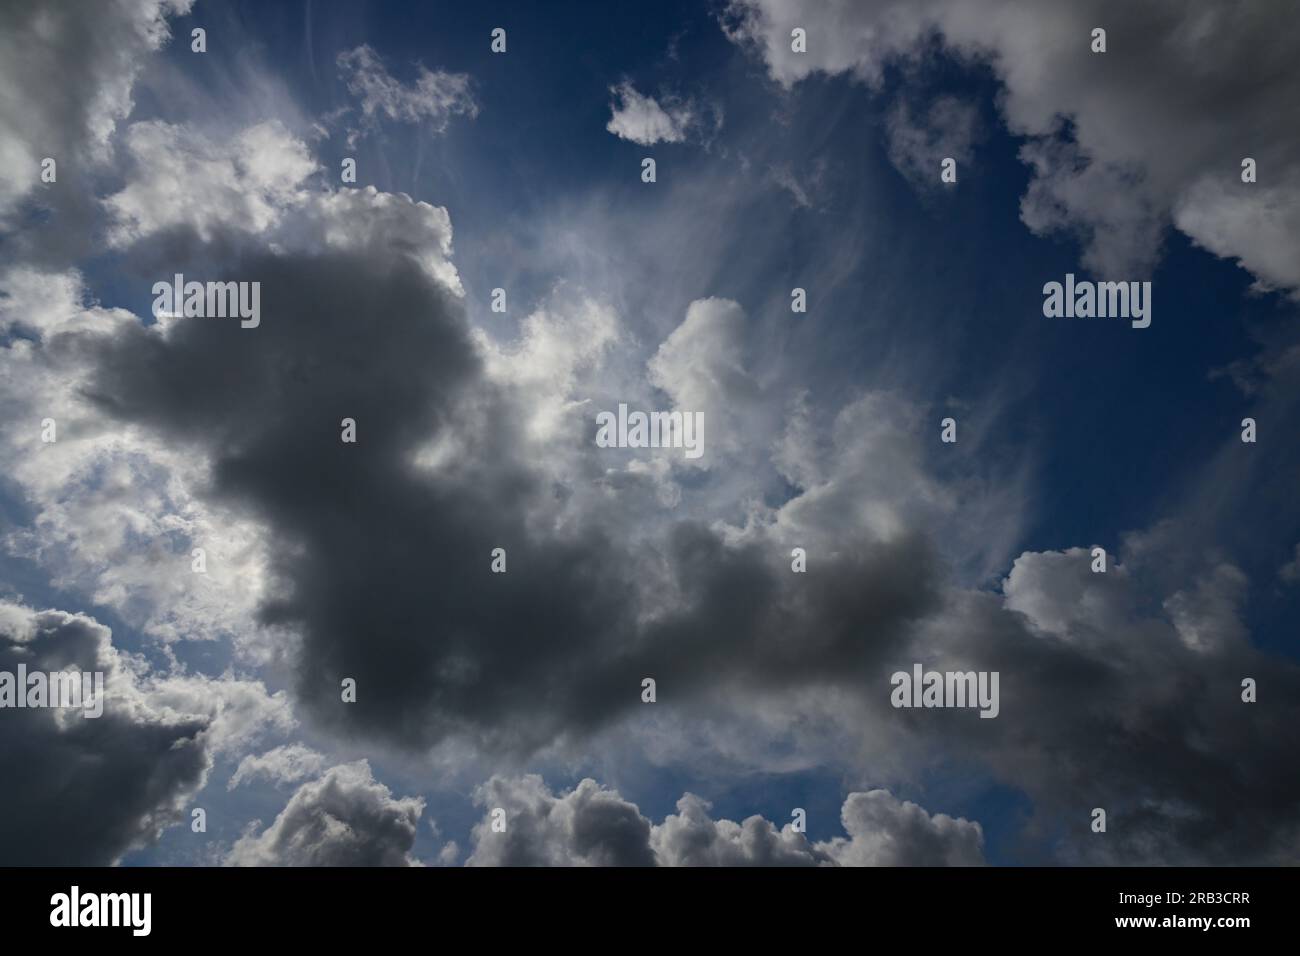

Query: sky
1,0,1299,867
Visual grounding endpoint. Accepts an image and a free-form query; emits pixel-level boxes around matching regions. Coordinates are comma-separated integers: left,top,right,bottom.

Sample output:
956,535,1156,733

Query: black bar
0,866,1288,942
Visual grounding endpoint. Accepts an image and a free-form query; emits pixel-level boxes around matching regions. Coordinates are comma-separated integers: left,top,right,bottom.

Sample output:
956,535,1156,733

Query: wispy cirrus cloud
336,44,478,146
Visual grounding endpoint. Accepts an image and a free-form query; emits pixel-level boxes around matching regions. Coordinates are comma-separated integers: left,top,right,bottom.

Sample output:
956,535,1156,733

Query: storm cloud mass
2,0,1299,868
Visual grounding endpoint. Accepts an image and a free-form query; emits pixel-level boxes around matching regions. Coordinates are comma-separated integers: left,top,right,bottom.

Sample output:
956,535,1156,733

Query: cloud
292,185,464,294
1280,544,1300,585
650,792,829,865
0,0,192,232
918,545,1300,864
100,118,463,291
646,296,766,465
767,160,826,209
472,291,620,447
724,0,1300,291
336,44,477,143
148,670,296,758
103,120,320,247
0,267,277,655
817,790,985,866
886,95,980,190
0,600,286,865
1173,177,1300,297
466,774,983,865
606,82,698,145
228,744,328,791
467,775,657,866
225,760,425,866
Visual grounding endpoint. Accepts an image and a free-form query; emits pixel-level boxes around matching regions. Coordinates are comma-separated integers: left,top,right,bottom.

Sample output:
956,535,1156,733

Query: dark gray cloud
79,249,620,752
0,602,208,865
73,242,943,756
896,550,1300,864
